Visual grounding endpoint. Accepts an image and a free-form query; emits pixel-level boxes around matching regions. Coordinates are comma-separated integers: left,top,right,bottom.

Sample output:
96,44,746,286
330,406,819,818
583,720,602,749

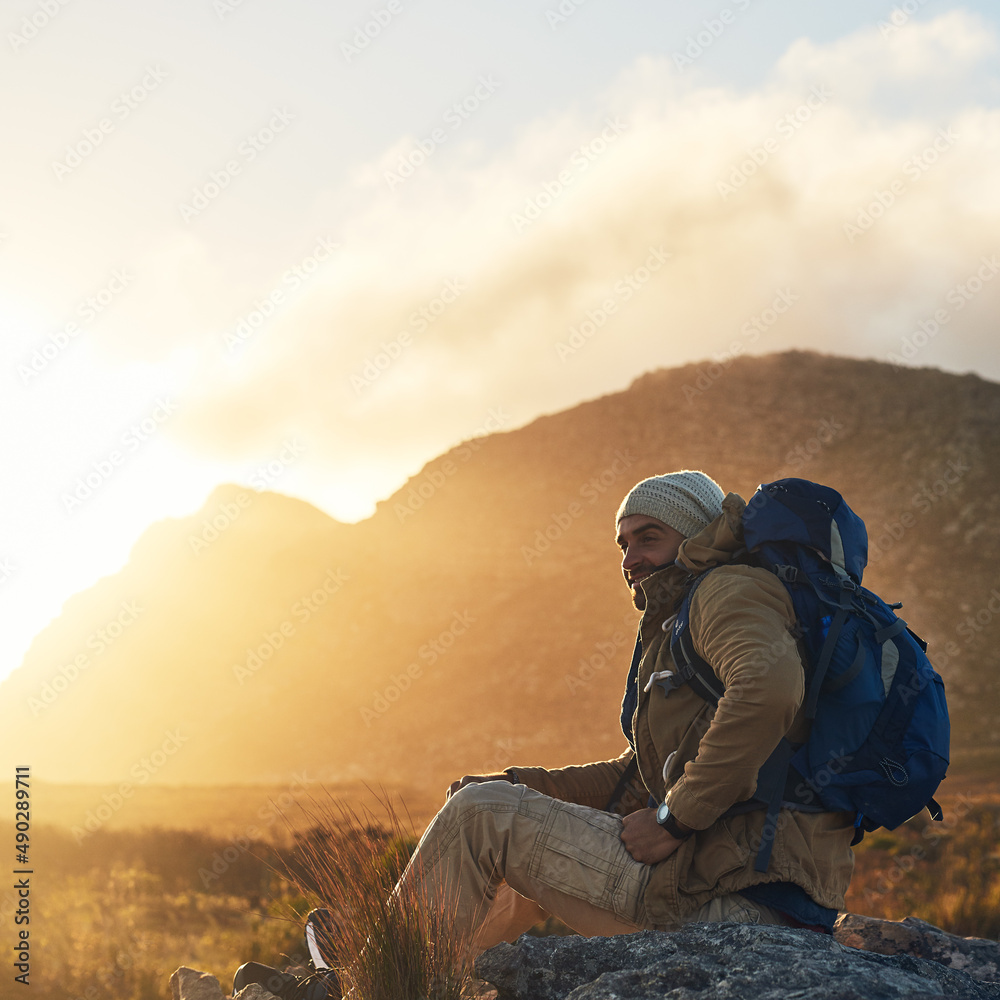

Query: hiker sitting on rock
407,470,856,951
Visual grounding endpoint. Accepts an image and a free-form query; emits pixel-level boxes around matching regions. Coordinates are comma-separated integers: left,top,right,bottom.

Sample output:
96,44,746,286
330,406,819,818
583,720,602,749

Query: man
236,470,855,997
404,470,854,949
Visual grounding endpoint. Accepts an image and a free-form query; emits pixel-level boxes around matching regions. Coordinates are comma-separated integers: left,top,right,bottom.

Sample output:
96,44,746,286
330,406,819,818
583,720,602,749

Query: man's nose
622,547,642,572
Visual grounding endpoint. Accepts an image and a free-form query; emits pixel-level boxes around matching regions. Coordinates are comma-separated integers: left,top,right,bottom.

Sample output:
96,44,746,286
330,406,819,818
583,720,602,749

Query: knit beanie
615,470,725,538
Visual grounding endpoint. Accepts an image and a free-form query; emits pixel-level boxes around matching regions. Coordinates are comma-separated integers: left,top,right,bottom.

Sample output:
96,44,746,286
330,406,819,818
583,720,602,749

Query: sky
2,0,999,686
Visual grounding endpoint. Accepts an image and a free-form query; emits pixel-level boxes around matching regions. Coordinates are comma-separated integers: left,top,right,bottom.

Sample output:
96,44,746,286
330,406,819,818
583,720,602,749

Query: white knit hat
615,470,725,538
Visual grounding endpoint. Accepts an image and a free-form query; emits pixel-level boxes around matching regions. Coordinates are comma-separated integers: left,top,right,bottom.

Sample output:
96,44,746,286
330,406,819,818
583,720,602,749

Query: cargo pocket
722,897,762,925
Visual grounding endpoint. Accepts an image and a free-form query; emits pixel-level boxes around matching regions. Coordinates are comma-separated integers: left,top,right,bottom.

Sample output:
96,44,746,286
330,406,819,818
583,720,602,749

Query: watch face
656,802,670,825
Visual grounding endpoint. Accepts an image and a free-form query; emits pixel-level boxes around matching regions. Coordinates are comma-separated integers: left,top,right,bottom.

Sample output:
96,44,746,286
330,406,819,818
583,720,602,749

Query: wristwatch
655,801,694,840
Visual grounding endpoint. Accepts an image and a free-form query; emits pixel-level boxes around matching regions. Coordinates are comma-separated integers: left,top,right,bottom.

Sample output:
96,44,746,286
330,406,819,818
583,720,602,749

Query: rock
232,986,279,1000
834,913,1000,983
475,924,1000,1000
169,966,225,1000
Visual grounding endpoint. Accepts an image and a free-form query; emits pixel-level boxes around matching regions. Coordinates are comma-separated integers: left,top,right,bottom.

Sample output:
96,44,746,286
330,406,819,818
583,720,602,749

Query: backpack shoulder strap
603,752,639,813
667,570,726,705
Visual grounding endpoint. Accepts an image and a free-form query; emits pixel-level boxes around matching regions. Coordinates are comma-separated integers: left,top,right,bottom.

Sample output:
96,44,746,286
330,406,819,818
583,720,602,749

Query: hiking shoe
304,907,340,972
232,960,340,1000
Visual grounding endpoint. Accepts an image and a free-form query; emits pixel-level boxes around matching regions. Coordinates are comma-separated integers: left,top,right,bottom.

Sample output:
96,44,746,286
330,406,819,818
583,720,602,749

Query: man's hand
446,772,513,801
620,807,686,864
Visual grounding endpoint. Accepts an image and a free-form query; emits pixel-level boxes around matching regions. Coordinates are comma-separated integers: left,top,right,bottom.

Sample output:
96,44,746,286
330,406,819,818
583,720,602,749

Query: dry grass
278,789,479,1000
846,792,1000,937
9,786,999,1000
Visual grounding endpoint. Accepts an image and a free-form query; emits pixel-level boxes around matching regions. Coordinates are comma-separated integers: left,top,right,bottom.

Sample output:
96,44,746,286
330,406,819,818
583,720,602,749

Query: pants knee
449,779,522,815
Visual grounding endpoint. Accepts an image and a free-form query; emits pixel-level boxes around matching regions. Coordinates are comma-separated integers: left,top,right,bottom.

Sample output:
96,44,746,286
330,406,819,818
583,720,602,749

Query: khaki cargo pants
395,780,790,957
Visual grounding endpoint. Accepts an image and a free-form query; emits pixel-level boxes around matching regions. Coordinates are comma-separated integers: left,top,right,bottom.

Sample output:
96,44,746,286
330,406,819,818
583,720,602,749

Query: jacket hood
676,491,747,575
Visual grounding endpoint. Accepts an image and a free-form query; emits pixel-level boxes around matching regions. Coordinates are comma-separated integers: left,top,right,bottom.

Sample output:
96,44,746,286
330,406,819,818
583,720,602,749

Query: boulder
475,923,1000,1000
834,913,1000,983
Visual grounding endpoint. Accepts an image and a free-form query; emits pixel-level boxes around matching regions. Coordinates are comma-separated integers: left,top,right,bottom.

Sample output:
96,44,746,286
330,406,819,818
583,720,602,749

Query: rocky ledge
475,917,1000,1000
171,913,1000,1000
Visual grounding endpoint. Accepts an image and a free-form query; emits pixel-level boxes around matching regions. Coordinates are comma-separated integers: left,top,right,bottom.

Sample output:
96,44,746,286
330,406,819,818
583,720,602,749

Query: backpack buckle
774,565,798,583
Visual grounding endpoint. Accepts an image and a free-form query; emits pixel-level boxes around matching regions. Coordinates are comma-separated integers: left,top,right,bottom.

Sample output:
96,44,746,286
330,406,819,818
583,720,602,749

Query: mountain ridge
3,351,998,796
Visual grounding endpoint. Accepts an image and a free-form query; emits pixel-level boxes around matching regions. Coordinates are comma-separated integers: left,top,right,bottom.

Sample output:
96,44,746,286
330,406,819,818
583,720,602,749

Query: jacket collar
637,492,748,623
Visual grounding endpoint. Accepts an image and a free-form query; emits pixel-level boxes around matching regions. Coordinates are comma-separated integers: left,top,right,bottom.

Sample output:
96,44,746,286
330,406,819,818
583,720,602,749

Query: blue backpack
668,478,950,872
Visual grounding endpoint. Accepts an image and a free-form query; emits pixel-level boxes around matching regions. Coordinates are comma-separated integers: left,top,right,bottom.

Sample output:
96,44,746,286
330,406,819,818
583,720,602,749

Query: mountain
3,351,998,796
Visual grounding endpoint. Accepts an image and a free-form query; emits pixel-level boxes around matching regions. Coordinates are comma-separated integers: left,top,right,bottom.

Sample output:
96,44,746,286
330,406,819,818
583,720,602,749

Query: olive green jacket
513,492,855,925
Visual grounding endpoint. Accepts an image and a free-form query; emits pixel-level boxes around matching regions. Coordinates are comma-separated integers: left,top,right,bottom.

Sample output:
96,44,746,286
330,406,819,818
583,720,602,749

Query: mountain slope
3,351,997,795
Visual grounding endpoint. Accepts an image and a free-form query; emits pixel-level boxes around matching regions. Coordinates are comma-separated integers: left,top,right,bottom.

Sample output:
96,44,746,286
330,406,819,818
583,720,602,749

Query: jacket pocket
682,823,749,894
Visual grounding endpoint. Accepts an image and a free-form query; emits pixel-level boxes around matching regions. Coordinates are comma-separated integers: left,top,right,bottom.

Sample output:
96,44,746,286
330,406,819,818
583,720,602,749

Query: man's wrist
655,802,695,840
661,812,694,840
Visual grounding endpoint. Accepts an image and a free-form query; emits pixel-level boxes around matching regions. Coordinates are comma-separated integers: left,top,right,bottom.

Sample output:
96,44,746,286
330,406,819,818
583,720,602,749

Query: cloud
170,10,1000,519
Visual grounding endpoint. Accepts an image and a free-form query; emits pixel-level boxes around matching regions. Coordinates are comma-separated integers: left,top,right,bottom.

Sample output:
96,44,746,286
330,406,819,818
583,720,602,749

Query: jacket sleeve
511,748,647,812
664,566,804,831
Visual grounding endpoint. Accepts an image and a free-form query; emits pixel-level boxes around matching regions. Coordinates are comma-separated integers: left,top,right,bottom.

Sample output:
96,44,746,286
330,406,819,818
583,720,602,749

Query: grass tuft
280,788,479,1000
